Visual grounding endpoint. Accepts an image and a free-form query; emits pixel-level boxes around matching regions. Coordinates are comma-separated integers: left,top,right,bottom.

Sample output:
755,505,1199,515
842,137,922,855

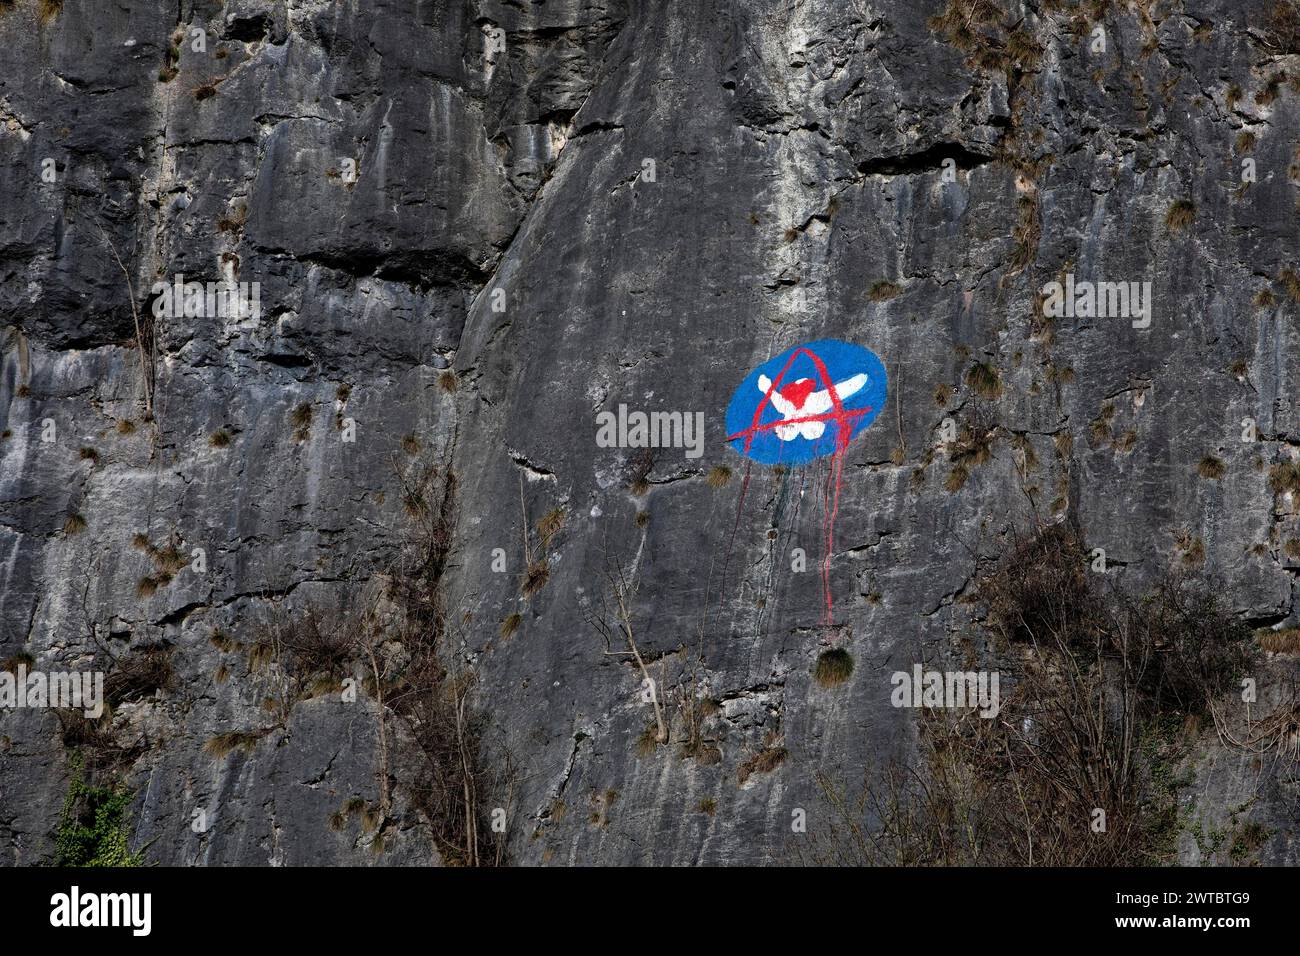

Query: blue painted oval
724,338,887,466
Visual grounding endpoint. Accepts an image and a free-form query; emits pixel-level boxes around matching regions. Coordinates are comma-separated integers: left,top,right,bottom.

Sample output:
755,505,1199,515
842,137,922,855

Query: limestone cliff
1,0,1297,865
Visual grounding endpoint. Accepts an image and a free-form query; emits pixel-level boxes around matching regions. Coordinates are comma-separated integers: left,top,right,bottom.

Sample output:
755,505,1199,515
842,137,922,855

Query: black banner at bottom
0,865,1274,942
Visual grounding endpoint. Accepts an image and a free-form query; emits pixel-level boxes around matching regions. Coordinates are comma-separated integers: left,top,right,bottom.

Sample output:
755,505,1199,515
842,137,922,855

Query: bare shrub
199,451,508,864
1258,1,1300,54
586,552,668,747
797,524,1258,866
104,644,176,707
377,455,512,866
248,606,361,721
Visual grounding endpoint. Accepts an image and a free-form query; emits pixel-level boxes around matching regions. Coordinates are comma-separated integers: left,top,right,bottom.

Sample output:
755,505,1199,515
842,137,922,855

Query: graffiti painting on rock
724,339,888,624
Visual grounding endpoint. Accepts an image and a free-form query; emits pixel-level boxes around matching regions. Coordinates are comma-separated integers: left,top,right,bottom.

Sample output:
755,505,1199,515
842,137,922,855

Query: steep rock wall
0,0,1296,865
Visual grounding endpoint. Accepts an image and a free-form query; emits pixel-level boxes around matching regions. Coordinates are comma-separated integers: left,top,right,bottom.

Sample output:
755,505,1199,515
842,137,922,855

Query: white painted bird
757,372,869,441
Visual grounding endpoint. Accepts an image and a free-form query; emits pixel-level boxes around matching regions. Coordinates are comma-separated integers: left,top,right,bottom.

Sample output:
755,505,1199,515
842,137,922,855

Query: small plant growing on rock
131,536,186,599
54,756,142,867
402,485,428,520
1091,402,1117,441
1197,455,1225,479
521,559,549,597
635,724,662,757
149,542,187,574
1255,75,1283,105
1267,460,1300,496
158,37,180,82
328,796,373,832
737,738,788,785
203,730,265,759
1011,433,1039,470
1113,428,1138,453
1258,628,1300,654
290,402,312,441
1173,529,1207,566
2,650,36,674
965,361,1001,400
813,648,854,687
1046,363,1076,386
105,644,176,706
246,641,273,673
945,416,998,492
867,280,902,302
537,507,565,546
588,790,618,828
675,687,722,764
216,206,247,233
1166,199,1196,231
1009,194,1041,271
1005,27,1042,68
1280,268,1300,302
626,448,655,496
1258,629,1300,658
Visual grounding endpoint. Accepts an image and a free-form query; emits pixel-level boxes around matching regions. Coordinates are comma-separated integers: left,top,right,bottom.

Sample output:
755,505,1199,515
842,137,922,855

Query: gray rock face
1,0,1297,866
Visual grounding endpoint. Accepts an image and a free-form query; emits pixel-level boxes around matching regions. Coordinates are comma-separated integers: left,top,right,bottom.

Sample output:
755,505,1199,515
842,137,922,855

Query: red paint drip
727,347,864,627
